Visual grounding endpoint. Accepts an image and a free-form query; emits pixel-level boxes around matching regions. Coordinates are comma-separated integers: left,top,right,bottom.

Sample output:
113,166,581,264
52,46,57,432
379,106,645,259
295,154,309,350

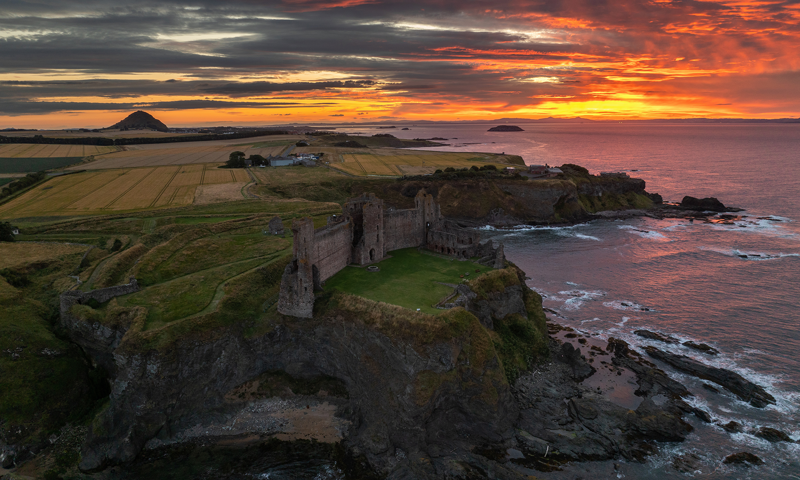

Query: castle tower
277,217,316,318
347,193,385,264
415,189,441,246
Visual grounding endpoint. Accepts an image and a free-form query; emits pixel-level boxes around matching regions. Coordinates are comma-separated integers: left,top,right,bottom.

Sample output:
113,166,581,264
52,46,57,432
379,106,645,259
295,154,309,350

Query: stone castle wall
384,209,424,252
278,190,505,318
312,219,353,282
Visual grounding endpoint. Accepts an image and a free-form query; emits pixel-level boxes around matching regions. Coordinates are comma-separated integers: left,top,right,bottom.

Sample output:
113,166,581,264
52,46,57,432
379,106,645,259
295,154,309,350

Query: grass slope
323,248,490,314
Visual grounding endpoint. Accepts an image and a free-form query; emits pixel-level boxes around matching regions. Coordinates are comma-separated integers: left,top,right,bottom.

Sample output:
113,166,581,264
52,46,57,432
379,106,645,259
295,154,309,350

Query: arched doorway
369,248,375,261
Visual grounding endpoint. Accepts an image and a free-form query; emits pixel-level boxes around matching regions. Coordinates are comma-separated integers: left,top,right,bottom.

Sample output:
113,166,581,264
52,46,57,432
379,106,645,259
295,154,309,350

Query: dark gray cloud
1,0,799,117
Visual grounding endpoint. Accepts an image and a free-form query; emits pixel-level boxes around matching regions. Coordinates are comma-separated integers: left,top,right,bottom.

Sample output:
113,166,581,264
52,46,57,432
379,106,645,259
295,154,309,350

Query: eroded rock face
76,315,517,475
463,284,527,330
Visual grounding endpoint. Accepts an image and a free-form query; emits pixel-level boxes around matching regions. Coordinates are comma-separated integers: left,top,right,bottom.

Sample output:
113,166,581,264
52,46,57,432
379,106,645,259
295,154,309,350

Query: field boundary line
149,166,181,208
352,155,367,174
371,154,402,176
200,164,207,185
105,168,157,209
12,171,101,213
0,175,56,210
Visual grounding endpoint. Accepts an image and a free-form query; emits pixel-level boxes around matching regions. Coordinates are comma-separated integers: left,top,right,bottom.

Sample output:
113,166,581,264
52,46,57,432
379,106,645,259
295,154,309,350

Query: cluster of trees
0,222,17,242
0,172,46,201
0,130,292,147
223,151,269,168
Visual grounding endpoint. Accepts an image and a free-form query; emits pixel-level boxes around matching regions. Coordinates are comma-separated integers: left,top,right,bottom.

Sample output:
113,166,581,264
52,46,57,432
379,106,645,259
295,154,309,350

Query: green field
324,248,491,314
0,157,83,173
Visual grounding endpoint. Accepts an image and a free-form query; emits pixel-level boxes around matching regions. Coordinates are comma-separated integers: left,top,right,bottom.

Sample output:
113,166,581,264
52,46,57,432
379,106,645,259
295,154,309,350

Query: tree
225,151,246,168
0,222,16,242
248,154,267,166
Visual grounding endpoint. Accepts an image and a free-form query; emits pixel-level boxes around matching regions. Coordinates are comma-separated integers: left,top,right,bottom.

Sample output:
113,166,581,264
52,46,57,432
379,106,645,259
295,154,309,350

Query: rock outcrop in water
644,346,775,408
488,125,524,132
679,196,727,212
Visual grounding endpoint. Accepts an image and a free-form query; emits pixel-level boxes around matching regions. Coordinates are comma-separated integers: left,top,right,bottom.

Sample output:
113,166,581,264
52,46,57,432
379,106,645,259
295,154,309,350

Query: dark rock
644,346,775,408
721,421,743,433
753,427,793,443
461,283,524,331
646,192,663,204
723,452,764,466
514,336,694,465
682,341,719,355
702,383,720,394
558,342,596,381
488,125,524,132
673,453,703,473
691,408,712,423
680,196,727,212
634,330,679,344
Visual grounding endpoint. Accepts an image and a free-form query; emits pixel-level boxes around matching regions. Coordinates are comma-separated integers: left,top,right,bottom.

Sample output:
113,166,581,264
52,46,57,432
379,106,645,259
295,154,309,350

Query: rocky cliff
60,265,547,478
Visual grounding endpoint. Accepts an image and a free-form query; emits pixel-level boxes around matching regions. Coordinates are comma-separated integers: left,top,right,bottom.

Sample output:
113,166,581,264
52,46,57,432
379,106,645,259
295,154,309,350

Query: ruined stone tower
276,218,317,318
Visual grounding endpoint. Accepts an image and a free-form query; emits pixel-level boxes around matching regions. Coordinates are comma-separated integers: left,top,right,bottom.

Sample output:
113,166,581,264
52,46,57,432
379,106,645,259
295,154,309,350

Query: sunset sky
2,0,800,128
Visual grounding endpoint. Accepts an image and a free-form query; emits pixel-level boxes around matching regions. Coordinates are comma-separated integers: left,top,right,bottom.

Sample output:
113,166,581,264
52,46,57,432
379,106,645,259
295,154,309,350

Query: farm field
0,144,121,173
311,149,515,176
0,144,118,158
66,135,304,170
0,164,252,219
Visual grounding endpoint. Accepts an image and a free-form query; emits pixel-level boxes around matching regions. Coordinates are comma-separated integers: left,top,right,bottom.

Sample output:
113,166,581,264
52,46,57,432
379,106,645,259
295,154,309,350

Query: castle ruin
278,190,505,318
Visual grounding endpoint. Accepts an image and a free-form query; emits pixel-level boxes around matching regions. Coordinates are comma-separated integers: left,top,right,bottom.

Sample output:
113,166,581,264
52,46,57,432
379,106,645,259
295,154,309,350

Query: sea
335,123,800,479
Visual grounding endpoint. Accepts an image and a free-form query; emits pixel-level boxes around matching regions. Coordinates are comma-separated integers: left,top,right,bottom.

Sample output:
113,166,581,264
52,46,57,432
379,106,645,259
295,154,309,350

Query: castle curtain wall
384,209,424,252
312,221,353,282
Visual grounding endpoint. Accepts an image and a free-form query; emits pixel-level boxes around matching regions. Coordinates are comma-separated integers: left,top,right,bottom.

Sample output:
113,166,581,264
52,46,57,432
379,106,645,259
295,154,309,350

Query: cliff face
347,175,651,226
67,286,531,476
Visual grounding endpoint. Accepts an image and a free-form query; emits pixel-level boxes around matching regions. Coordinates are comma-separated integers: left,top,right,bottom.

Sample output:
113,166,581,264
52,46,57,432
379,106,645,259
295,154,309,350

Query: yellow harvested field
202,169,237,184
326,151,510,176
0,242,89,269
0,144,118,158
64,135,305,170
0,164,252,218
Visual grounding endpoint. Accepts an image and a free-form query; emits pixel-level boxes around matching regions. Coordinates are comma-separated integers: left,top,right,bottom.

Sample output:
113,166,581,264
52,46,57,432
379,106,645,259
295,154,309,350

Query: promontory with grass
0,131,747,479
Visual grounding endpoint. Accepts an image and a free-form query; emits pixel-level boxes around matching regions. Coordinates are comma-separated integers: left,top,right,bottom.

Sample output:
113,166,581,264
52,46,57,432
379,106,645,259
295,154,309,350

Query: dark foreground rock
680,196,727,212
754,427,793,443
644,347,775,408
513,335,694,465
723,452,764,466
634,329,679,344
682,341,719,355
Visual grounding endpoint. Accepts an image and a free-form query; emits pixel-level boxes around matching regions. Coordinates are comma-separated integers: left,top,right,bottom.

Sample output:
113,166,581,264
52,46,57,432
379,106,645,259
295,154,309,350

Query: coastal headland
0,131,780,479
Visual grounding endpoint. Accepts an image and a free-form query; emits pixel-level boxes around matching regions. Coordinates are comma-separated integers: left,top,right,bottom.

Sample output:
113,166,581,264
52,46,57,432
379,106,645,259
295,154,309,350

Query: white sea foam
708,215,800,241
557,289,607,310
698,246,799,261
618,224,669,240
480,223,602,240
603,300,655,312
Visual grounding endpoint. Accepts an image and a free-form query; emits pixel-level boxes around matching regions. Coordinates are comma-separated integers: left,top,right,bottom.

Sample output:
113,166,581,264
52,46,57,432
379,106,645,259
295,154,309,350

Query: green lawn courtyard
323,248,492,314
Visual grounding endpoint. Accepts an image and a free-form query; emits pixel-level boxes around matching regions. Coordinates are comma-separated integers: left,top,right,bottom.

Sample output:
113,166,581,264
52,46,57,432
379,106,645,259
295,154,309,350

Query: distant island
488,125,524,132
